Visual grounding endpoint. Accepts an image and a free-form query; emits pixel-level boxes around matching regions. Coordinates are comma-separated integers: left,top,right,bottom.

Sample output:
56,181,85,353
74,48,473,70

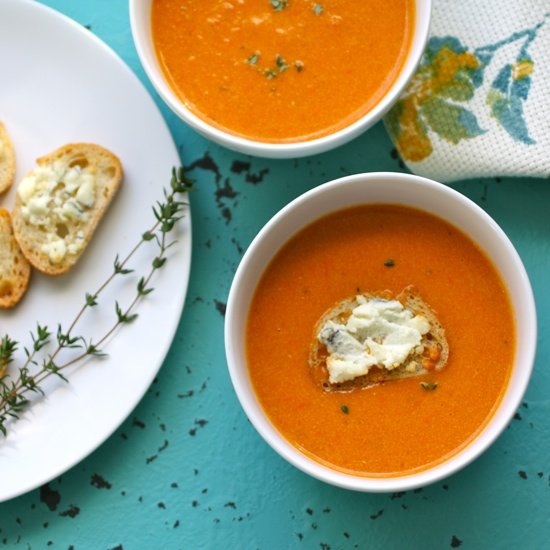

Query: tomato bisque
151,0,415,142
246,205,515,476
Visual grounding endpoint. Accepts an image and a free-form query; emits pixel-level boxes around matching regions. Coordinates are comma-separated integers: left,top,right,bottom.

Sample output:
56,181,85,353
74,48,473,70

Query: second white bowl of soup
225,172,536,491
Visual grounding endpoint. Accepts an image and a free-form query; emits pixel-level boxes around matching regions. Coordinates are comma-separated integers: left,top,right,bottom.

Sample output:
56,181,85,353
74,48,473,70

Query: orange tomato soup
151,0,414,142
246,205,515,476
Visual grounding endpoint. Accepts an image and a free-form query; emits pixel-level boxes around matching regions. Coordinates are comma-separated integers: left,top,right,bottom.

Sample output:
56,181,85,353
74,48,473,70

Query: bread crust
309,286,449,392
11,143,123,275
0,122,15,194
0,208,31,308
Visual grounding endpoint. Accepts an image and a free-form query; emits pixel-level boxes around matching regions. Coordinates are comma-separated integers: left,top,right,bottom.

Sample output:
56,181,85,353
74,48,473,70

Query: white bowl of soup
130,0,431,158
225,172,537,492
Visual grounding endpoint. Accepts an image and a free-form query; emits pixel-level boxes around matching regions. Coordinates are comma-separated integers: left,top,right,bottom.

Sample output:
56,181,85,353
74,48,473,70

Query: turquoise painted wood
1,1,549,548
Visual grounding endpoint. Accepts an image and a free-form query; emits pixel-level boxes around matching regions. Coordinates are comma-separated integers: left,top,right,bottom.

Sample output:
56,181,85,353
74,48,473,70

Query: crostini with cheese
11,143,123,276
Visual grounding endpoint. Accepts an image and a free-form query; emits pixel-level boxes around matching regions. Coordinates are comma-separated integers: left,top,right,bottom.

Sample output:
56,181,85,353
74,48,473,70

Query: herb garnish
247,52,260,65
247,53,302,79
341,405,349,414
0,167,194,436
266,55,288,79
275,55,288,71
270,0,288,11
313,3,323,15
420,381,438,391
384,259,395,267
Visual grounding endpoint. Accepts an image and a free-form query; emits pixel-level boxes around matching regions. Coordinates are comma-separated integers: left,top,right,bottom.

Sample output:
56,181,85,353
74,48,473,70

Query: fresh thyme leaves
85,293,98,307
420,381,438,391
114,254,134,275
341,405,349,414
0,167,194,436
115,301,139,325
384,259,395,267
270,0,288,11
313,3,323,15
0,336,17,378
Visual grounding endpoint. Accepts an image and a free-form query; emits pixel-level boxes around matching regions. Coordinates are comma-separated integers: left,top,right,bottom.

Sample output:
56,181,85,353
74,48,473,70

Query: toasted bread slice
12,143,123,275
309,286,449,392
0,122,15,194
0,209,31,308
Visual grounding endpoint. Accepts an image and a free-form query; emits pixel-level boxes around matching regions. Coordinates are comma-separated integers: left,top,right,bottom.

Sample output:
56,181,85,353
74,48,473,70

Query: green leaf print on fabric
486,58,536,144
386,15,548,162
385,37,482,162
422,96,485,144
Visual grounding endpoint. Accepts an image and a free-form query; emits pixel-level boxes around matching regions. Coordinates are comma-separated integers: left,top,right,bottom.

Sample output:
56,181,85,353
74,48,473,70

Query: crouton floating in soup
310,287,449,390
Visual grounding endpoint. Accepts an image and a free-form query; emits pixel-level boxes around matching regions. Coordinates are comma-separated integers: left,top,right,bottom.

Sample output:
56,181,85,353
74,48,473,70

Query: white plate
0,0,192,501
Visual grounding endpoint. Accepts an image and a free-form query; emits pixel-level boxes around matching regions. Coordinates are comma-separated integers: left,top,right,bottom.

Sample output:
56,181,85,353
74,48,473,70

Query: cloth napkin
384,1,550,182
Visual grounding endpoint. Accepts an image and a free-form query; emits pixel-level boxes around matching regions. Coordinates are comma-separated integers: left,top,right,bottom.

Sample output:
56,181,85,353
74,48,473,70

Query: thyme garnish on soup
247,53,303,79
270,0,288,11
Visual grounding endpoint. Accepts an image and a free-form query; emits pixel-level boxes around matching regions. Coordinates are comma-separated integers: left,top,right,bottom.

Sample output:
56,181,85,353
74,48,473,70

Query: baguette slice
12,143,123,275
0,208,31,308
309,286,449,392
0,122,15,194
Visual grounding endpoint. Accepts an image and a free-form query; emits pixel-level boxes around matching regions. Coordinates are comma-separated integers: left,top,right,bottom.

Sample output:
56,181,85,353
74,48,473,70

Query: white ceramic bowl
129,0,431,158
225,172,537,492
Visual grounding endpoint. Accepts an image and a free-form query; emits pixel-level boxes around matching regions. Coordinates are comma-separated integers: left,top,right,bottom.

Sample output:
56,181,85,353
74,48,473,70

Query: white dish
0,0,191,501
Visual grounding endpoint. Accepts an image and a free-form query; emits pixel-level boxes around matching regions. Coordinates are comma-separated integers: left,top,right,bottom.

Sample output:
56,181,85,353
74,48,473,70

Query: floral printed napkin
384,1,550,182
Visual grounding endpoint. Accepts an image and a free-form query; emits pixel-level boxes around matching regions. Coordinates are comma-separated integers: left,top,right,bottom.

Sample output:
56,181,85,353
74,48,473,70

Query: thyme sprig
0,167,194,436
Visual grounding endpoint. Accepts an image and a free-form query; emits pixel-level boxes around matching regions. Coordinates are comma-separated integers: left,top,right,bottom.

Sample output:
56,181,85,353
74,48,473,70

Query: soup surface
151,0,414,142
246,205,515,476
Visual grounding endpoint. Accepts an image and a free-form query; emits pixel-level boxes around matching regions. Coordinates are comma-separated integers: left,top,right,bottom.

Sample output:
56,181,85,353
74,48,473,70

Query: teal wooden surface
1,1,549,548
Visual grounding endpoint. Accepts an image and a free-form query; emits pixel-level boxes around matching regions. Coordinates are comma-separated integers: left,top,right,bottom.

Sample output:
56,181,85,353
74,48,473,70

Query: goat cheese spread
317,297,430,383
17,162,96,264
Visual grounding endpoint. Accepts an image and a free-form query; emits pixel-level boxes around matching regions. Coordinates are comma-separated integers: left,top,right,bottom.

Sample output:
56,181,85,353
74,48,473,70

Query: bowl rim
224,171,537,492
129,0,432,158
